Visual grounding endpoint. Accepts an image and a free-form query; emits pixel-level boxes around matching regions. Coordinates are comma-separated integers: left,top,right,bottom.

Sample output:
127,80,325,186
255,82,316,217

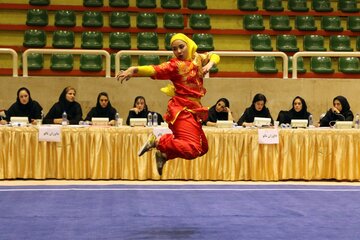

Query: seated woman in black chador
5,87,43,124
237,93,273,127
277,96,311,125
204,97,233,126
126,96,163,126
43,86,83,125
85,92,118,126
320,95,354,127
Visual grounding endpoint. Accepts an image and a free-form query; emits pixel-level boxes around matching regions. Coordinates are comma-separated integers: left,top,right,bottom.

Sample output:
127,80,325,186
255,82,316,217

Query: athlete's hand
116,67,135,83
202,61,215,75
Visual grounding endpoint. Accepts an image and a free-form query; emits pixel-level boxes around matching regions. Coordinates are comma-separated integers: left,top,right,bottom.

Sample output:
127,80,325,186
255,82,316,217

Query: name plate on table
258,128,279,144
38,125,61,142
153,127,172,138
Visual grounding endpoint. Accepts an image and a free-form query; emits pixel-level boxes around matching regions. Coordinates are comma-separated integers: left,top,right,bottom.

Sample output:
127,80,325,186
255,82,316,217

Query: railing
22,49,111,78
292,51,360,79
0,48,18,77
115,50,289,79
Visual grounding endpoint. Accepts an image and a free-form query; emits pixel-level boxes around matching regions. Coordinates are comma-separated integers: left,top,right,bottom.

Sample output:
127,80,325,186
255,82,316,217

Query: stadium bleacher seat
288,0,309,12
321,16,343,31
250,34,273,51
161,0,181,9
276,35,299,52
137,32,159,50
237,0,258,11
109,12,130,28
295,16,317,31
163,13,184,29
55,10,76,27
80,54,103,72
189,14,211,30
23,29,47,48
192,33,214,51
26,9,48,26
23,53,44,70
109,32,131,50
29,0,50,6
81,31,103,49
338,0,359,13
82,11,103,27
52,30,75,48
243,14,265,30
310,56,334,73
83,0,103,7
311,0,333,12
269,15,292,31
138,55,161,66
303,35,326,51
263,0,284,11
254,56,278,73
357,36,360,51
187,0,207,10
164,32,176,50
137,13,157,28
288,56,306,73
50,54,74,71
347,16,360,32
338,57,360,74
136,0,156,8
329,35,353,52
109,0,129,7
111,54,131,71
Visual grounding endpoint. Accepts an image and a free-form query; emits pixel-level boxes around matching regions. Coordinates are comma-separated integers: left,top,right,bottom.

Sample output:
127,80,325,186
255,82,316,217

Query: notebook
130,118,147,127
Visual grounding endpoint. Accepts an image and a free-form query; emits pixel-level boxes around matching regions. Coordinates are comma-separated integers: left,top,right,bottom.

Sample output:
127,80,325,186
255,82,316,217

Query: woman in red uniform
116,33,220,175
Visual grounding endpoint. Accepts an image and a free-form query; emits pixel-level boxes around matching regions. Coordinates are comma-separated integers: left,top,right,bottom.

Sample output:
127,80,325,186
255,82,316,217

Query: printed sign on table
38,125,62,142
258,128,279,144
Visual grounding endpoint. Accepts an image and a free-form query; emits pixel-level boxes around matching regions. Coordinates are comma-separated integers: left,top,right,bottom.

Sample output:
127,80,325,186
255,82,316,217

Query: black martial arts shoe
155,151,167,176
138,134,156,156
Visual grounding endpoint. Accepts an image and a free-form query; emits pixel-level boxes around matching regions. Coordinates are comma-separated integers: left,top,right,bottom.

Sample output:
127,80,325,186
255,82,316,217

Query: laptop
291,119,308,128
253,117,271,127
91,117,109,126
130,118,147,127
216,120,234,128
335,121,353,129
10,116,29,126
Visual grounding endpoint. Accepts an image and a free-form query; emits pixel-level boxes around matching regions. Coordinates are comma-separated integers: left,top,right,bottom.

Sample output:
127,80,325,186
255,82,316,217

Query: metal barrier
22,49,111,78
115,50,289,79
0,48,18,77
292,51,360,79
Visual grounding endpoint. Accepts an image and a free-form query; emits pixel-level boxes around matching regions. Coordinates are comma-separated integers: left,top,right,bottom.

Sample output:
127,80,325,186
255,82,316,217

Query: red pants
157,111,208,160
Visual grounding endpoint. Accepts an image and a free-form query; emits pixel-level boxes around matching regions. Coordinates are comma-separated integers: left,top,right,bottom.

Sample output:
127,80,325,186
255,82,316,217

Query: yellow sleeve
137,66,156,77
209,53,220,65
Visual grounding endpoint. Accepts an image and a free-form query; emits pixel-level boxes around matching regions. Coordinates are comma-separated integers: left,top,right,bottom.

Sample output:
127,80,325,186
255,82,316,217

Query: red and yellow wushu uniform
137,33,220,160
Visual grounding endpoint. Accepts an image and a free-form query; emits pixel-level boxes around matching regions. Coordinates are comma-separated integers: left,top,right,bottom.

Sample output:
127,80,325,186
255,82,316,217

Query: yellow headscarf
161,34,198,97
170,33,198,61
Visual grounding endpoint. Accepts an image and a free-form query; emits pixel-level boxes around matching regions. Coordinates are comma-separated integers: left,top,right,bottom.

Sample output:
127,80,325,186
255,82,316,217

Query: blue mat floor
0,184,359,240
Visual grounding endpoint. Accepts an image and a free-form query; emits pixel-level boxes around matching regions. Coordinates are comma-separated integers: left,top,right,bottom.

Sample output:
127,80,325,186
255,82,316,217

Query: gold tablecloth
1,126,360,181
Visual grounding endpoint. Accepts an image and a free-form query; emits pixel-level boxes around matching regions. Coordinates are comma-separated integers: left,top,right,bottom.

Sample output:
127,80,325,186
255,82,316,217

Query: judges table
1,125,360,181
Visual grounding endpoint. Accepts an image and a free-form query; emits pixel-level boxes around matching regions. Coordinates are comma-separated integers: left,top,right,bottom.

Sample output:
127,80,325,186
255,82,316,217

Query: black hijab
95,92,115,117
15,87,34,115
334,95,351,114
288,96,310,119
207,98,230,122
59,86,76,111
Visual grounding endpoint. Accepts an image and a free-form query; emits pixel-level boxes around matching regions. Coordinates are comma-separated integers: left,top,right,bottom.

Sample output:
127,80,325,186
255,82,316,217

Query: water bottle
115,112,120,127
308,114,313,127
147,112,153,126
153,112,158,127
62,111,68,126
355,113,360,129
